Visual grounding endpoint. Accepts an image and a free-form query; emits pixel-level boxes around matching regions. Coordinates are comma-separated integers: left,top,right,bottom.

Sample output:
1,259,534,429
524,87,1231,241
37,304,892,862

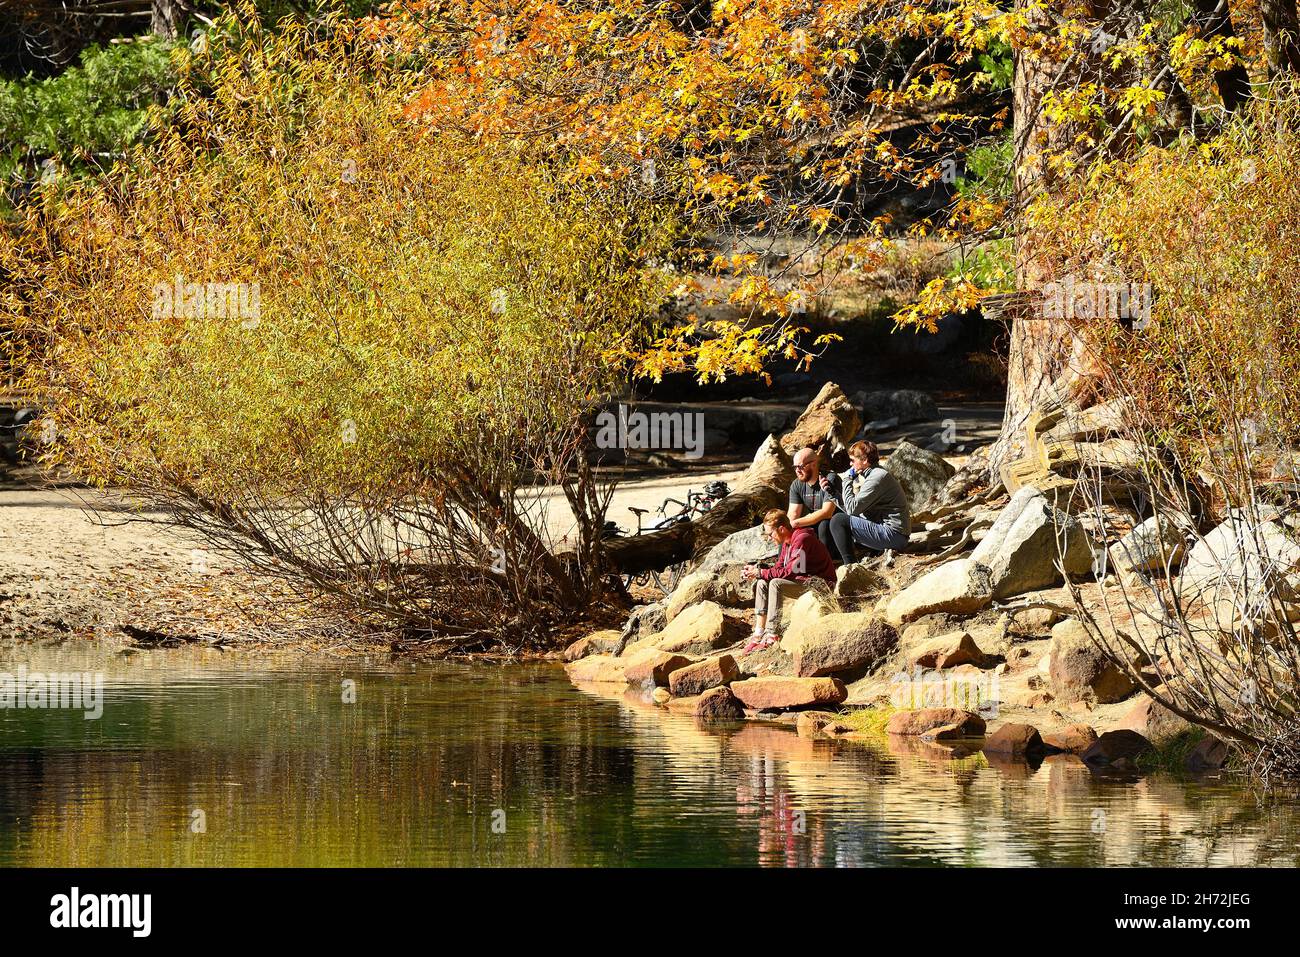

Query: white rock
1110,515,1187,575
885,559,994,625
969,486,1094,599
1180,518,1300,602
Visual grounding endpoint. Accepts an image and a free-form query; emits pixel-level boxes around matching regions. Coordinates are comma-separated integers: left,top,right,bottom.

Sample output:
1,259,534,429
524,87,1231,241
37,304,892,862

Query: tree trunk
603,435,792,575
1193,0,1251,112
1262,0,1300,77
988,0,1076,486
151,0,188,40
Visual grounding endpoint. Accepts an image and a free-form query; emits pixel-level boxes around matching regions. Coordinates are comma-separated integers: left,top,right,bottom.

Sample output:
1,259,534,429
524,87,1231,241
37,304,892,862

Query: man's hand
741,564,758,581
819,474,833,491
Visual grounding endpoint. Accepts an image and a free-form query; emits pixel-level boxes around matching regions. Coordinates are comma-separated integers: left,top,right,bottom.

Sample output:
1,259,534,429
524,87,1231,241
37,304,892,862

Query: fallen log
604,435,793,575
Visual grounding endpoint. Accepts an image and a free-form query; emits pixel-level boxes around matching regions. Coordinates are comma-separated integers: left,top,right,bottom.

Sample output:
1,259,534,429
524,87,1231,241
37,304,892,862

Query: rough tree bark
988,0,1083,488
990,0,1256,493
1261,0,1300,77
151,0,189,39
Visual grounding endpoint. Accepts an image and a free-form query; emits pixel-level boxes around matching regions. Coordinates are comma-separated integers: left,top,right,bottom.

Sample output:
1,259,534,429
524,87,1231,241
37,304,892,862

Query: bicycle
608,480,730,595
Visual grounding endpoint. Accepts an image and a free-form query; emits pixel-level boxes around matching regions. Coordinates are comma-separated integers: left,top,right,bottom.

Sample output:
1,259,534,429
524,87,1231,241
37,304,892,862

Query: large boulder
668,655,740,697
564,655,627,684
984,723,1047,756
885,559,994,625
1007,605,1061,637
1047,618,1138,705
1081,729,1154,768
1041,723,1099,754
665,571,743,621
695,686,746,721
780,382,862,458
623,649,693,688
905,630,986,670
730,676,848,711
694,524,777,576
653,601,745,655
969,486,1095,599
562,630,625,662
1111,516,1187,576
622,603,667,641
789,613,898,678
1180,517,1300,605
884,440,955,511
1186,735,1229,772
1118,692,1195,746
886,708,986,737
743,433,797,491
855,389,940,425
779,586,839,648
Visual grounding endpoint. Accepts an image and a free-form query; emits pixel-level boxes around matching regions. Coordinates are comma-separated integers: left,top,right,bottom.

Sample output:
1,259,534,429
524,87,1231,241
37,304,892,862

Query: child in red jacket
741,509,837,652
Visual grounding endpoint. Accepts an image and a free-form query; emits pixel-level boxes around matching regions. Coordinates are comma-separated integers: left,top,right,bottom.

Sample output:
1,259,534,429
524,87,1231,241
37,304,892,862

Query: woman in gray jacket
819,440,911,557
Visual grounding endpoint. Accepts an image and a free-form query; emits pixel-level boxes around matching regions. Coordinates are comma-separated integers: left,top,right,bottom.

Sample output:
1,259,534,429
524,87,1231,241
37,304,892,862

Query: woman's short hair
848,440,880,467
762,509,792,530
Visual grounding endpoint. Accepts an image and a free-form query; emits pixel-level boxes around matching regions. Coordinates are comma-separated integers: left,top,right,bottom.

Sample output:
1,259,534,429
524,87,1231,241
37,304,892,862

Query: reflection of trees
0,750,46,836
3,643,1299,866
1,661,651,866
614,700,1300,868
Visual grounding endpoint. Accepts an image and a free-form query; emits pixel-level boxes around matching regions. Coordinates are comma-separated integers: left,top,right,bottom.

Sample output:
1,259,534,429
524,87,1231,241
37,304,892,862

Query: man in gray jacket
819,440,911,557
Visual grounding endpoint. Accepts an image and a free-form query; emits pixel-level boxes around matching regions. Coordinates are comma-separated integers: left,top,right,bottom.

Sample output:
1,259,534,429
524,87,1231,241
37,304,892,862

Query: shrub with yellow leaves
1036,89,1300,778
1,9,676,648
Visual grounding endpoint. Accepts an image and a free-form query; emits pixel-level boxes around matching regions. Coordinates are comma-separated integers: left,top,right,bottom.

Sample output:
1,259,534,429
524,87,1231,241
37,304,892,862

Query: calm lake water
1,641,1297,867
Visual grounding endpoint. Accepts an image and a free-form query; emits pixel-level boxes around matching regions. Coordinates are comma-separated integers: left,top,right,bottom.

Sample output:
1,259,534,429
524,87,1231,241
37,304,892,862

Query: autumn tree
2,10,677,647
361,0,1289,488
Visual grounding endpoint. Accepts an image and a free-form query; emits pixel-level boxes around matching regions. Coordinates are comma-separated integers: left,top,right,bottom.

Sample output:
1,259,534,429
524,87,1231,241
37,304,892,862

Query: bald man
787,446,854,563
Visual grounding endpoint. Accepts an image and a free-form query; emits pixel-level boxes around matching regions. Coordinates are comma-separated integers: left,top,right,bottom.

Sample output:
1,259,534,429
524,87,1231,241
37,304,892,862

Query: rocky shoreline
564,382,1245,778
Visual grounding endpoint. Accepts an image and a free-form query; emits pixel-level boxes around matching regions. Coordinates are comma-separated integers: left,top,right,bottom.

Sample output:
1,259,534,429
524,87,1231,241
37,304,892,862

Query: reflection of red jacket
759,527,836,585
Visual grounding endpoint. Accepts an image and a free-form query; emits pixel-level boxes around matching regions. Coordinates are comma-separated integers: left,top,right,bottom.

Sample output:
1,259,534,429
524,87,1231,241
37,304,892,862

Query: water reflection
0,641,1295,867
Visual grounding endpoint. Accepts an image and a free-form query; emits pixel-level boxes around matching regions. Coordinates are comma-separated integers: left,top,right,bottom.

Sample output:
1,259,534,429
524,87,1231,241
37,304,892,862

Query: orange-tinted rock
1048,619,1138,704
907,630,986,669
623,651,692,688
1041,723,1098,754
729,676,847,711
1186,735,1229,772
654,601,746,655
886,707,986,737
1081,729,1153,767
695,686,746,721
562,630,625,662
984,722,1046,756
1118,692,1194,746
668,655,739,697
563,655,627,684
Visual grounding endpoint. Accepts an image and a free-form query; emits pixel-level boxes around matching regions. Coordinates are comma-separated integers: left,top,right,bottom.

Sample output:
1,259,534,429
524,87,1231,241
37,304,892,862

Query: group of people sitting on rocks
741,440,911,653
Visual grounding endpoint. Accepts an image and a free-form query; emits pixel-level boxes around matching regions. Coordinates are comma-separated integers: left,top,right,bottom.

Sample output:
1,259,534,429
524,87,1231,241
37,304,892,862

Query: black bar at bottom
0,867,1280,943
